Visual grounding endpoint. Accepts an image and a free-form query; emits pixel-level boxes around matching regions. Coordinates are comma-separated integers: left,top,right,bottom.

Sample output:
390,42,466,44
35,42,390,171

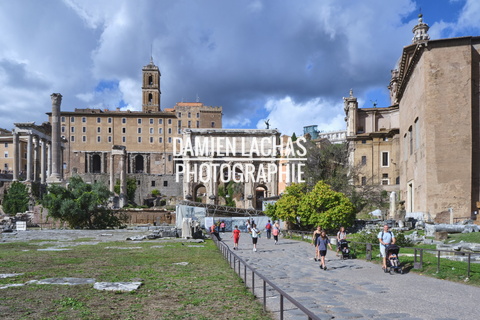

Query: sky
1,0,480,137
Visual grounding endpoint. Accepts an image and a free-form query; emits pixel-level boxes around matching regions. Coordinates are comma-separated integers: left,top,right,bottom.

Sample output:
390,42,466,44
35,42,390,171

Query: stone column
47,142,52,178
86,153,91,174
119,151,127,207
40,139,47,184
12,131,19,181
100,152,105,173
47,93,63,183
26,134,33,182
109,153,114,192
33,136,39,181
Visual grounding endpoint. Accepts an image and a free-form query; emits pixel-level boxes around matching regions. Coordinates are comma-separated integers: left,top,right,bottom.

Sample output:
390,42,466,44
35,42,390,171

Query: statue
265,119,270,129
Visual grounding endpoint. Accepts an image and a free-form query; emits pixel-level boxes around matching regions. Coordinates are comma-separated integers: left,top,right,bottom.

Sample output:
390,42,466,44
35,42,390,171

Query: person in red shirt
232,225,241,250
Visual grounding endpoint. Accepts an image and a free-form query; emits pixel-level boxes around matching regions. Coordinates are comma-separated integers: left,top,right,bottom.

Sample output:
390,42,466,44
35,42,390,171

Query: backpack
266,223,271,230
381,231,392,242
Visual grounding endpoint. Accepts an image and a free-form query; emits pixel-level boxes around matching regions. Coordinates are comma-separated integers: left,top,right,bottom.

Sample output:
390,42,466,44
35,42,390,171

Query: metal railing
212,237,321,320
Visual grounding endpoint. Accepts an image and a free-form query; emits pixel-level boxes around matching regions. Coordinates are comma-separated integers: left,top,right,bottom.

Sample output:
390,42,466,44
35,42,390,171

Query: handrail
212,237,321,320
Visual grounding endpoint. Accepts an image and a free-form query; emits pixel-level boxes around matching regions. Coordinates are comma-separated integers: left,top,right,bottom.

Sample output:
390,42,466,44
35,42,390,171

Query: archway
135,155,144,173
193,184,206,203
255,185,267,210
92,154,101,173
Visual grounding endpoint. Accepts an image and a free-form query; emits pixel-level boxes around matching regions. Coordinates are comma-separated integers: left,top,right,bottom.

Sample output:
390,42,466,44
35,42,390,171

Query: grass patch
0,239,272,320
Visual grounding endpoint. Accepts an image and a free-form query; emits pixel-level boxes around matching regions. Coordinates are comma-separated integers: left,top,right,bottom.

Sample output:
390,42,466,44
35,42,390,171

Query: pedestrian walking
265,220,272,239
316,231,333,270
220,221,226,233
272,221,280,244
231,225,240,250
250,223,260,252
312,226,322,261
336,226,347,256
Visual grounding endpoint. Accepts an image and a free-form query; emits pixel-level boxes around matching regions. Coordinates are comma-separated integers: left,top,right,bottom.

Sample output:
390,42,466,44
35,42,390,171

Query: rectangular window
82,136,86,142
178,128,182,134
108,127,112,134
108,117,112,123
188,112,191,118
61,126,65,133
196,113,200,118
159,137,163,143
122,136,126,143
82,117,86,123
409,126,413,155
149,128,154,134
122,118,126,124
122,127,126,134
211,121,215,128
196,121,199,128
361,176,366,186
381,152,389,167
70,116,75,122
151,181,156,187
168,137,172,143
159,119,163,124
168,128,172,134
150,137,153,143
361,140,366,144
71,136,76,142
138,137,142,143
71,127,75,133
168,119,172,125
361,156,367,165
82,127,86,133
415,118,420,149
164,180,168,187
4,152,8,158
158,128,163,134
178,120,182,127
97,117,101,123
4,143,7,147
178,112,182,117
150,118,154,124
97,127,101,133
188,121,191,128
138,128,142,134
138,118,142,124
97,136,101,142
61,116,65,122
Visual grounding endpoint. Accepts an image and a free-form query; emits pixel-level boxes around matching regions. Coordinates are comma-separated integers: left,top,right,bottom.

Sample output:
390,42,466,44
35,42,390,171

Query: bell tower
142,57,161,112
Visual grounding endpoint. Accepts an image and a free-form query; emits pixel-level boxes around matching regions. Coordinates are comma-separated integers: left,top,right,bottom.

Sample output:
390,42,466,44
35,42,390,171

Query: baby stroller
338,239,350,259
384,244,403,274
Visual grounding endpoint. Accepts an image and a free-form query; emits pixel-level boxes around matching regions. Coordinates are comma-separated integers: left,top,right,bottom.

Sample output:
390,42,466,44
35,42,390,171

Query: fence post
366,243,372,260
467,253,471,279
437,251,441,273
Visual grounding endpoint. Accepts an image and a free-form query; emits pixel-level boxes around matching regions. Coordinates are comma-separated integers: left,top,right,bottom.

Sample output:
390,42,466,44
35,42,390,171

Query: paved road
219,232,479,320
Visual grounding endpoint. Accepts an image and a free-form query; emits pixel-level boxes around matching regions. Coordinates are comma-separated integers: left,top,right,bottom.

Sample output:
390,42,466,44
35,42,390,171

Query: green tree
265,183,308,226
298,181,356,231
2,182,30,215
40,176,125,229
114,177,137,204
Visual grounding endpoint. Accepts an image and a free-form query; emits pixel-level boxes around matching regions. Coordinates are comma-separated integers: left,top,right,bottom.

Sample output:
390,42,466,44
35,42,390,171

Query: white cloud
256,97,345,136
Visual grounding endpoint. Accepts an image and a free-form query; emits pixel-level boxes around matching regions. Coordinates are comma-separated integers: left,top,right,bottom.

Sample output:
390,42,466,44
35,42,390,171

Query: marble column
47,93,63,182
12,131,19,181
109,153,114,192
26,134,32,182
33,136,39,181
119,152,127,207
40,139,47,184
47,142,52,178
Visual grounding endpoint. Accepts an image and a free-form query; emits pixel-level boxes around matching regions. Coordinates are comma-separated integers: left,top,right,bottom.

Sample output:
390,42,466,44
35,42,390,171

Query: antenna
196,93,200,102
370,100,377,108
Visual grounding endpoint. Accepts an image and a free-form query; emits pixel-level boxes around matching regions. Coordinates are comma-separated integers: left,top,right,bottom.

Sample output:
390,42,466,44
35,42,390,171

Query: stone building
346,14,480,220
48,59,222,204
179,129,281,210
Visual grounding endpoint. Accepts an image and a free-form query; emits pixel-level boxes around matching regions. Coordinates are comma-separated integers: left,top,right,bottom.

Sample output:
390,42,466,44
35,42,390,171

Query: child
389,252,398,267
316,231,333,270
232,225,240,250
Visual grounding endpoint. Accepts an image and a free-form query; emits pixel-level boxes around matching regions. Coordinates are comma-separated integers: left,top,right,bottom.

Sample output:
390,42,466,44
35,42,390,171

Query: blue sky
0,0,479,136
